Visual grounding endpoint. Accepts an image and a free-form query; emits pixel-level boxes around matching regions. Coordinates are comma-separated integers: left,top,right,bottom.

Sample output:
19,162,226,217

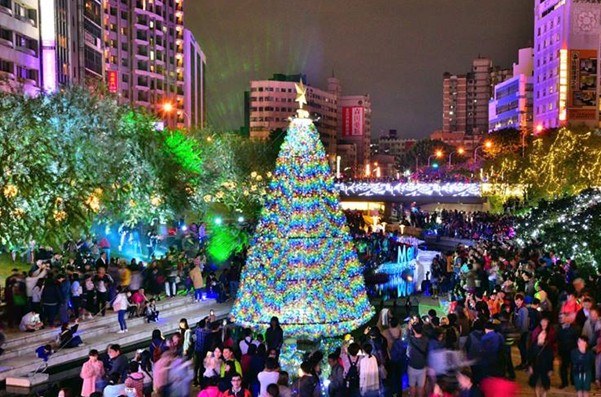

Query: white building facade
0,0,40,94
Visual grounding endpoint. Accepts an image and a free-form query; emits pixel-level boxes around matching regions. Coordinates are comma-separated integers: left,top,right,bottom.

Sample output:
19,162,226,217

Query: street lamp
162,101,191,127
428,150,444,167
448,147,465,166
473,140,492,163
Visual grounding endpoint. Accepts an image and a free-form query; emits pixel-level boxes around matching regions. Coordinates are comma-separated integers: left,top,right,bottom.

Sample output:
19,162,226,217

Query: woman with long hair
150,329,168,363
203,347,223,385
528,316,556,397
31,278,44,315
179,318,193,359
266,317,283,354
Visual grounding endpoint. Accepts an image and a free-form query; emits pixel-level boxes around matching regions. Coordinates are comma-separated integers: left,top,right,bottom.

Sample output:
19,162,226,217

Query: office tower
534,0,601,129
489,47,534,132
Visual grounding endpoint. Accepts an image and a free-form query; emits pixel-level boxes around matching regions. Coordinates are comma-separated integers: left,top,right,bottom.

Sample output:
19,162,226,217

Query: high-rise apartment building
39,0,104,91
534,0,601,129
489,47,534,132
0,0,40,94
2,1,204,128
248,74,338,160
104,0,186,128
443,57,511,135
442,74,467,133
183,28,205,128
327,76,372,175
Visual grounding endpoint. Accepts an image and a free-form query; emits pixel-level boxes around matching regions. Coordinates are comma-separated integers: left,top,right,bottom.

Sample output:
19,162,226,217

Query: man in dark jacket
480,322,505,379
514,294,530,369
41,277,62,327
557,313,579,389
57,274,71,324
327,353,345,397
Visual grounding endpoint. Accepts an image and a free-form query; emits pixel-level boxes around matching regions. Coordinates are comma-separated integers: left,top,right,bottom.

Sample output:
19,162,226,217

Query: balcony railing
0,38,12,48
16,46,36,56
0,4,12,16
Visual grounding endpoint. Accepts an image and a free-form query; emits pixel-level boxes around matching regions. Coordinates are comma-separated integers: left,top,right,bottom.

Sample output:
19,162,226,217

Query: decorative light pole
473,140,492,163
162,101,191,127
428,150,444,167
448,147,465,166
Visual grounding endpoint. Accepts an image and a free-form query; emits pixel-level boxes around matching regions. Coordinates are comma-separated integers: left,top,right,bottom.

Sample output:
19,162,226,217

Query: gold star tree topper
295,80,309,118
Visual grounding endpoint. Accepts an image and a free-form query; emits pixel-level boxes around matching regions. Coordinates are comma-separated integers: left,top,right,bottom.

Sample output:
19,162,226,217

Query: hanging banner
342,106,364,136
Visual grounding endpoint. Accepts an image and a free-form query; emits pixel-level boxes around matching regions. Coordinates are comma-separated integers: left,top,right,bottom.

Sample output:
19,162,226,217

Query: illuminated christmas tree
231,81,373,338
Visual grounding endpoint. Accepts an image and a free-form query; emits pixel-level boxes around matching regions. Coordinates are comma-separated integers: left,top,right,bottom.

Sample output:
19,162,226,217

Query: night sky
186,1,533,139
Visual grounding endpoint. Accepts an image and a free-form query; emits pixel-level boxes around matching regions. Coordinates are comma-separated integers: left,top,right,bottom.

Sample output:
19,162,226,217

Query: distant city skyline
187,0,533,138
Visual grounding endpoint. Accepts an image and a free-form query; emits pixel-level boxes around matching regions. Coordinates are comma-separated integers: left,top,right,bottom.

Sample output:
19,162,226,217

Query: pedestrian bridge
335,181,523,203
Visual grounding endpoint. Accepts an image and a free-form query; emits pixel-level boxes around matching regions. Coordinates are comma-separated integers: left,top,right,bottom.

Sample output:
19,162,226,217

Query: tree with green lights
0,87,199,247
515,188,601,274
231,83,373,338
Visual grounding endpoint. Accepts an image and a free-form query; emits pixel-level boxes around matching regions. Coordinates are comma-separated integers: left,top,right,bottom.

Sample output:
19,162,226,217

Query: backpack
466,332,483,361
527,307,540,331
390,338,407,364
152,341,164,362
345,355,360,390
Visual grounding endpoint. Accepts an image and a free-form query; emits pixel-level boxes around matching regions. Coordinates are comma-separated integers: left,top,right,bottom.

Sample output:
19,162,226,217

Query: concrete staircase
0,296,232,383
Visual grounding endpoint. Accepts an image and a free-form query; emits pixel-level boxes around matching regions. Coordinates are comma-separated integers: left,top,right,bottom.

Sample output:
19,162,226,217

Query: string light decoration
231,111,374,338
515,188,601,267
519,128,601,200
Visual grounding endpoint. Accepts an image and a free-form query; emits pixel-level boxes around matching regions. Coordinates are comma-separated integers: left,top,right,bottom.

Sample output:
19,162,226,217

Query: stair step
2,300,212,361
0,302,232,382
3,296,197,350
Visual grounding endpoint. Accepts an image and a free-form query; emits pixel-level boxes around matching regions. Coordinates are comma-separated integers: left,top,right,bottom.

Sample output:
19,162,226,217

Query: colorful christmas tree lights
231,114,373,338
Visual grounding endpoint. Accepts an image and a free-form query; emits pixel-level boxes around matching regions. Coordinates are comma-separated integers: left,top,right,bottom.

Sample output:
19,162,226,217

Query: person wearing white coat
360,343,380,397
112,287,130,333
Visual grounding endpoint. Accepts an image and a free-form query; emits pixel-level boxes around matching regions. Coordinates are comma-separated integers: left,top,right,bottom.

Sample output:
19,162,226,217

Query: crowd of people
335,208,601,397
4,205,601,397
3,240,244,341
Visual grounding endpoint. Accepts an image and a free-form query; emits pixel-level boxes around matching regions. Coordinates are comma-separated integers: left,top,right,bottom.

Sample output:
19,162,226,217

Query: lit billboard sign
107,71,118,93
